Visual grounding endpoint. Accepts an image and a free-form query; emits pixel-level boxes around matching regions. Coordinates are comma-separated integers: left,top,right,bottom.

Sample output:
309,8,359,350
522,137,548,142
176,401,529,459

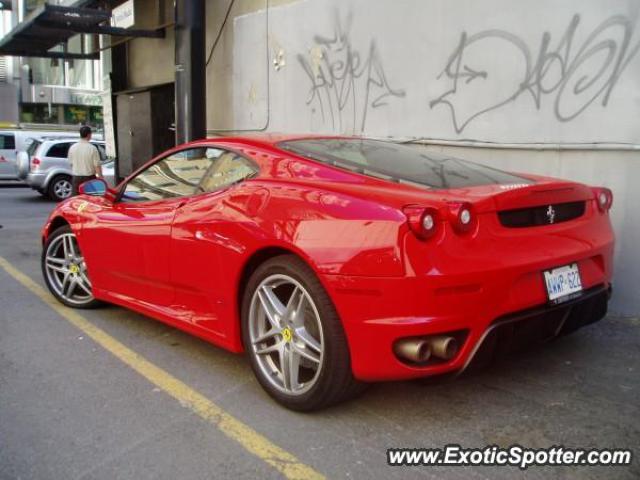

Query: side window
46,142,73,158
0,134,16,150
198,149,258,193
92,143,106,161
121,147,216,202
27,140,42,156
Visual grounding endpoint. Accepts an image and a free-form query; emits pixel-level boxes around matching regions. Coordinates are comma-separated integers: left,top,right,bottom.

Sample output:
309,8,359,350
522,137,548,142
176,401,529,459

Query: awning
0,3,164,60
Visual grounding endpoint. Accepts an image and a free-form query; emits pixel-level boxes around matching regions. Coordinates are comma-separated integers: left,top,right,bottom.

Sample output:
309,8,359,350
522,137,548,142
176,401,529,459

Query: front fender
41,198,87,243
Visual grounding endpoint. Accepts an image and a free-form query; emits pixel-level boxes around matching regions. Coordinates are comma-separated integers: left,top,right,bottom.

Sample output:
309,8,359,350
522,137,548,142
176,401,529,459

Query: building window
65,105,90,125
20,104,60,124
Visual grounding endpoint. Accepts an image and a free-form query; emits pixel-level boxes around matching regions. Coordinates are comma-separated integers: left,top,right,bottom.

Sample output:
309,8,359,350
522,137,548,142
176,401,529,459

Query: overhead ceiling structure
0,3,164,60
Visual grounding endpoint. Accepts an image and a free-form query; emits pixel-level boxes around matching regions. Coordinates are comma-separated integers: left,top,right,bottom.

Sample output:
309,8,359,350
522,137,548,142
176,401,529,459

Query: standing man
69,125,102,196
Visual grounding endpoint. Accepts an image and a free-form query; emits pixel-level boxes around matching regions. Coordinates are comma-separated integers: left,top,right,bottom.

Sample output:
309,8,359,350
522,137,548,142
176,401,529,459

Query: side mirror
78,178,108,196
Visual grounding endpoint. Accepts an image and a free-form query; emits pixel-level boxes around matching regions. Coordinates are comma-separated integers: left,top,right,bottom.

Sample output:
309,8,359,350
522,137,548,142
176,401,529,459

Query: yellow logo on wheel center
281,327,292,342
69,264,79,274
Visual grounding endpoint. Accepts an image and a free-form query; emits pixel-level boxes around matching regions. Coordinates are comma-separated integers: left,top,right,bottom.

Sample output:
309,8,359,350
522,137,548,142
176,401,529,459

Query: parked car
16,137,115,201
40,135,615,410
0,129,80,180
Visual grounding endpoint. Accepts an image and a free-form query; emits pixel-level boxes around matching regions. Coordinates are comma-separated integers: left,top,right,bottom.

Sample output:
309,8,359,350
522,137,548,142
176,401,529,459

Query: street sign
111,0,134,29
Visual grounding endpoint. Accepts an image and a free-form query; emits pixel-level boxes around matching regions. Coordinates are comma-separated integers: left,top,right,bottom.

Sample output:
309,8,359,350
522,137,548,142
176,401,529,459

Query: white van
0,129,81,180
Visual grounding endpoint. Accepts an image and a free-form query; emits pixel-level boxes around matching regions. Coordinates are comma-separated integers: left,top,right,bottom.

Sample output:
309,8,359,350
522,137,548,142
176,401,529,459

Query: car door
170,147,259,336
81,147,216,308
0,132,17,178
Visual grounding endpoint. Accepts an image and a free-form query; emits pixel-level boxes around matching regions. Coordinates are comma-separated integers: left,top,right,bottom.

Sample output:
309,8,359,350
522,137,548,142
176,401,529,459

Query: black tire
48,175,73,201
41,225,101,309
241,254,366,411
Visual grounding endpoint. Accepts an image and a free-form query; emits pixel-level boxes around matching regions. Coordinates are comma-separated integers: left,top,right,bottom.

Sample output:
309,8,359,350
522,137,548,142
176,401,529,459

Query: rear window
278,138,533,189
46,142,73,158
27,139,42,157
0,133,15,150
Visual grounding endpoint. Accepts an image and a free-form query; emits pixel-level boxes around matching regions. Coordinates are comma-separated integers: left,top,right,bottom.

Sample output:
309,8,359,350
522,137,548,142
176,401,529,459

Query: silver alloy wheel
53,178,72,200
44,233,94,305
248,274,324,396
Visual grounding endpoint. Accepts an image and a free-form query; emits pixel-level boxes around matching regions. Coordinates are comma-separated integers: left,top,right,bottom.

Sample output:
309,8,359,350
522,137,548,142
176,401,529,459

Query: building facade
0,0,103,128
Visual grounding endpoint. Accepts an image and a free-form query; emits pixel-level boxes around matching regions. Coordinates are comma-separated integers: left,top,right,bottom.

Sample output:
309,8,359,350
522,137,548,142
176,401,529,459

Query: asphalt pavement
0,183,638,480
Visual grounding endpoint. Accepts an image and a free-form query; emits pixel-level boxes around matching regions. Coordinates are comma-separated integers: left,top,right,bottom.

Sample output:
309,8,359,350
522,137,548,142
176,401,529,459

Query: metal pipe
174,0,206,144
427,336,459,361
393,338,432,364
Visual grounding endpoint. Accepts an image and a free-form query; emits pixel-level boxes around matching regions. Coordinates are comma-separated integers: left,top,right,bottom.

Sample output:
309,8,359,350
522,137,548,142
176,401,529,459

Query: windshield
278,138,533,189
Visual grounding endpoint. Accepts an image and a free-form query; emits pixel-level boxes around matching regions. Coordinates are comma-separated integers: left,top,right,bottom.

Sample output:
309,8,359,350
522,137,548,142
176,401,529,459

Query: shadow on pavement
0,182,29,189
18,195,54,204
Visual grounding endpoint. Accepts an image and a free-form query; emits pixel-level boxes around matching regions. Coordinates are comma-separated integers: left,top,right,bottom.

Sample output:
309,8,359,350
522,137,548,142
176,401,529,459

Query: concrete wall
209,0,639,140
127,0,175,89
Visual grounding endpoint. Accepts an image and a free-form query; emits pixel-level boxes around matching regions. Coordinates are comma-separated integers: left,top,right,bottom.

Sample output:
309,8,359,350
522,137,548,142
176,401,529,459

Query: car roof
43,138,104,144
1,130,78,138
225,133,345,144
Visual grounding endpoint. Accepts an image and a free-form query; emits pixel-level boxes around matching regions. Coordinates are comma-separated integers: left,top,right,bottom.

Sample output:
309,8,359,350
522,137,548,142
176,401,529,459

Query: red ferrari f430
41,136,614,410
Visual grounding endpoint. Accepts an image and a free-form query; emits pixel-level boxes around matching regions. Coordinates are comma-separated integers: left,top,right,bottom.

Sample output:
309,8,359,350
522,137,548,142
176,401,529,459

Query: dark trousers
72,175,97,196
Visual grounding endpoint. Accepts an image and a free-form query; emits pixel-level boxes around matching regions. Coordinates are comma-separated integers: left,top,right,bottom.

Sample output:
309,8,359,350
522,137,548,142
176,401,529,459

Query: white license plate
544,263,583,302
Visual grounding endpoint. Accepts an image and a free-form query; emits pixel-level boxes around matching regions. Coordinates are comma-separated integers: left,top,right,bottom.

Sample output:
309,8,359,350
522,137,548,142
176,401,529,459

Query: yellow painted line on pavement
0,256,324,480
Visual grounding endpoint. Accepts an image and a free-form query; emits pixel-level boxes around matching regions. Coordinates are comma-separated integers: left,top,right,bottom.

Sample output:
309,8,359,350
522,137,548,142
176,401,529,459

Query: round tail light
459,208,472,226
422,212,435,231
403,206,440,241
594,187,613,212
448,202,476,234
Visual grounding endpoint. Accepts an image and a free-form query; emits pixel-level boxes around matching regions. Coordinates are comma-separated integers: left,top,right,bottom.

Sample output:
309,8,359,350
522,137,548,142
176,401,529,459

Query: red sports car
41,136,614,410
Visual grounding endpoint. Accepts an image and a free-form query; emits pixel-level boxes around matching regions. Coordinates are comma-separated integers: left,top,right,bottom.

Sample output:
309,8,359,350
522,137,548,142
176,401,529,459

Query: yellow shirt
68,140,100,176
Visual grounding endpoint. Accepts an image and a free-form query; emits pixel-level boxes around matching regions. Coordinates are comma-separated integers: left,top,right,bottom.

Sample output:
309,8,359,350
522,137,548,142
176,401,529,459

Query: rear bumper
462,284,609,372
26,172,47,189
322,240,613,382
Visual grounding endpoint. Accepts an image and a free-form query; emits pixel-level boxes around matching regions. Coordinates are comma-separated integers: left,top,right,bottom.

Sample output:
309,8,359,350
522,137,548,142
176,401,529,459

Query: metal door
116,91,153,177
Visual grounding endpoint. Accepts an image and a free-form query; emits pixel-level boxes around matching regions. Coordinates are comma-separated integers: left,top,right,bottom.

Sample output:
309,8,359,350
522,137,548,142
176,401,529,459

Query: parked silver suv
17,138,115,201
